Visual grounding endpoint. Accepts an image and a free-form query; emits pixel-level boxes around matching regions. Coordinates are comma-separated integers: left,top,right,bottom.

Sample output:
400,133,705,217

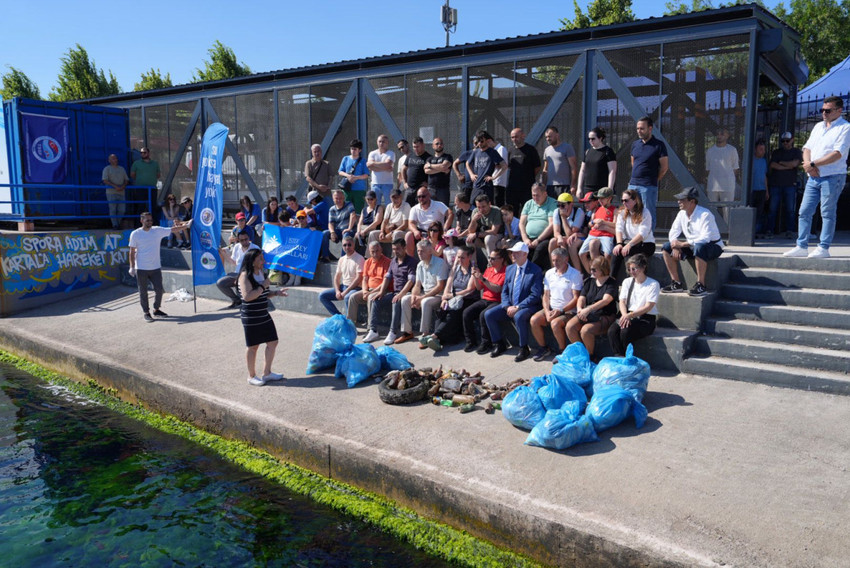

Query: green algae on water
0,351,542,568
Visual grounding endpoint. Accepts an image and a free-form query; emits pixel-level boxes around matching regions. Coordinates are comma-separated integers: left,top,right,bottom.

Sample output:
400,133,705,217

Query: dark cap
674,186,699,201
580,192,598,202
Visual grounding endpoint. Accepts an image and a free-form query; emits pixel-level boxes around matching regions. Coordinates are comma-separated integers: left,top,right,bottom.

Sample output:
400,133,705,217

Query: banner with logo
22,113,69,183
191,122,229,286
261,224,321,279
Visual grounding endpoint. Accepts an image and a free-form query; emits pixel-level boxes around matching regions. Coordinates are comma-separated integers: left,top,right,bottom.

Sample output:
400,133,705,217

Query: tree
49,44,120,101
774,0,850,85
134,68,173,92
664,0,715,16
193,40,251,83
0,66,41,100
560,0,636,30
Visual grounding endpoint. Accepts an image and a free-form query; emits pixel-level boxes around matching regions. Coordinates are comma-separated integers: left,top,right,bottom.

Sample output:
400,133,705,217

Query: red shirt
363,255,391,290
482,266,506,302
589,205,615,238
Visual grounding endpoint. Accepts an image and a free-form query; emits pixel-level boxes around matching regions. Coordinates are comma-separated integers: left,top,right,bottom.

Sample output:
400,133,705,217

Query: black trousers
136,268,164,314
434,298,477,344
610,241,657,282
462,298,499,345
607,315,656,356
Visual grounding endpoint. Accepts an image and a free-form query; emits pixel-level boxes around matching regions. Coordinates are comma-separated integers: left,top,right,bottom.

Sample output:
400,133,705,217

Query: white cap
306,190,320,202
508,242,529,253
781,132,793,140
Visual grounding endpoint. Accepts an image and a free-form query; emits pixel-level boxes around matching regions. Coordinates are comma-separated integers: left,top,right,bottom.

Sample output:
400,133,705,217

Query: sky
2,0,785,98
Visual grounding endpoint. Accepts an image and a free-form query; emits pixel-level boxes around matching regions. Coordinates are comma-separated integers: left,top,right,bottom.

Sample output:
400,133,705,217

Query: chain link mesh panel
311,81,357,184
236,92,277,201
129,108,143,151
144,105,169,194
468,62,515,147
208,96,239,205
407,69,463,155
278,87,310,195
367,74,405,155
166,102,197,202
515,55,580,143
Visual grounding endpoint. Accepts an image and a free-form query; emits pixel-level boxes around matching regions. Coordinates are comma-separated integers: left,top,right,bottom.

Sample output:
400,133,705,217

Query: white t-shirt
706,144,739,200
385,202,411,229
129,226,172,270
397,154,408,185
336,252,365,287
544,265,583,311
409,200,449,231
619,276,660,315
368,149,395,185
552,207,586,232
615,210,655,243
231,242,260,269
493,143,509,186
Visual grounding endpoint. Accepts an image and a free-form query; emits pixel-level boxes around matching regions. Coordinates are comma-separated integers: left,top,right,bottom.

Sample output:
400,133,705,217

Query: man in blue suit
483,242,544,362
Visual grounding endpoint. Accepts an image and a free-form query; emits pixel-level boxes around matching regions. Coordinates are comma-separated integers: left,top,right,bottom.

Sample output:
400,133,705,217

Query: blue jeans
373,183,392,207
319,284,360,316
766,185,797,234
796,174,845,250
484,305,537,348
628,184,658,231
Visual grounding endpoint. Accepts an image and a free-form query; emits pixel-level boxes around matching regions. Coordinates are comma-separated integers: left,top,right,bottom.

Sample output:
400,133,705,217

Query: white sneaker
383,331,397,345
783,246,808,258
262,372,285,381
808,247,830,259
247,376,265,386
363,330,380,343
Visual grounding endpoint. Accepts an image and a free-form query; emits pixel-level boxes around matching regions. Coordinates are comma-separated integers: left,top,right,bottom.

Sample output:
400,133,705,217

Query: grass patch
0,350,544,568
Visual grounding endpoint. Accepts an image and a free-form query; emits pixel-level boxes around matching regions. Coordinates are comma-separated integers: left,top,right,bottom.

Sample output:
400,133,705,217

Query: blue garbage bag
502,385,546,430
591,344,650,402
551,342,596,394
537,373,588,412
335,343,382,388
529,375,549,391
525,413,598,450
375,346,412,371
306,315,357,374
585,384,648,432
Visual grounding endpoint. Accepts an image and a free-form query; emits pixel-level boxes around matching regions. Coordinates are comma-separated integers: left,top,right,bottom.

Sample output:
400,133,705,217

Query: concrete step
720,283,850,310
692,336,850,374
682,355,850,396
712,300,850,330
704,317,850,351
733,252,850,273
728,266,850,291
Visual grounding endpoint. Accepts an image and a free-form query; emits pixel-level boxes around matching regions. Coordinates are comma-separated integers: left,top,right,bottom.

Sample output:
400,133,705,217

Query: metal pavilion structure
91,4,806,231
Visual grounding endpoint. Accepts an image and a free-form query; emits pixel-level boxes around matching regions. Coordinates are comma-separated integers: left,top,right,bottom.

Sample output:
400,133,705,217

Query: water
0,365,450,567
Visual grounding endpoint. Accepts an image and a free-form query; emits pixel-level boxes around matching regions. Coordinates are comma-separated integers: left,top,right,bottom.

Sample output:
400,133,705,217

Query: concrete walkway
1,284,848,567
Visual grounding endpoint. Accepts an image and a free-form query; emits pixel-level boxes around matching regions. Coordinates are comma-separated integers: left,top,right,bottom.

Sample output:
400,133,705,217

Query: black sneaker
153,309,169,317
688,282,708,297
476,341,493,355
514,346,531,362
463,342,478,353
144,313,154,323
532,346,551,362
490,341,508,358
661,280,684,293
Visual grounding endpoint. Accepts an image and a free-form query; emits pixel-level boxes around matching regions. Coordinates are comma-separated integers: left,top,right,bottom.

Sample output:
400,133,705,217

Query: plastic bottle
459,403,475,413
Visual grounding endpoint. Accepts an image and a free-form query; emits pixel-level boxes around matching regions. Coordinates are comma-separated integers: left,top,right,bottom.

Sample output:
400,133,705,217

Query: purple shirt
385,254,419,293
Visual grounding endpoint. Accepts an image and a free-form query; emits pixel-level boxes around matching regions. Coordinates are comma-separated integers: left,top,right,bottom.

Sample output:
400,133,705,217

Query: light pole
440,0,457,48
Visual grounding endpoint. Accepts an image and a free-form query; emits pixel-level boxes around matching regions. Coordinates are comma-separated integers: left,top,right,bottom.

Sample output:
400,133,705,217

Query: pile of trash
502,343,650,451
306,315,412,387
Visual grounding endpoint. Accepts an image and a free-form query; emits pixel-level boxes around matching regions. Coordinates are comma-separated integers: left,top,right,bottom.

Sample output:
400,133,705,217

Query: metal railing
0,184,156,223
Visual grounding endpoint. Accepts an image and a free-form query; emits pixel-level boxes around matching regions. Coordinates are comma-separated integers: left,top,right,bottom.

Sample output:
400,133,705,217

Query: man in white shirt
784,96,850,259
319,235,364,316
217,230,259,308
529,247,583,360
492,138,509,207
367,134,395,206
705,128,740,204
405,184,452,256
128,211,191,321
661,187,724,297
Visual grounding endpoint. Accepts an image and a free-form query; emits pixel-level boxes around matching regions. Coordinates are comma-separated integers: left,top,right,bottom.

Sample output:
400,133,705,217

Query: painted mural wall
0,229,131,316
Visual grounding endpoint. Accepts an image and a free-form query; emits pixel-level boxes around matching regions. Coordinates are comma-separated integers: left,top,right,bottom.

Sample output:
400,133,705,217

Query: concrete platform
0,285,848,567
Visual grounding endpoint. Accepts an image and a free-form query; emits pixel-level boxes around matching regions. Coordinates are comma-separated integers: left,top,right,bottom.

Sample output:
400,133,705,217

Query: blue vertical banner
262,224,321,278
22,113,69,183
191,122,229,286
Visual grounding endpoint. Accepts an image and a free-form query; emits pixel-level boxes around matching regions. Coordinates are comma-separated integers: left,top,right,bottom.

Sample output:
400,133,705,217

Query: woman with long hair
262,196,281,226
160,194,189,248
610,189,656,281
238,248,288,386
240,195,262,243
577,127,617,199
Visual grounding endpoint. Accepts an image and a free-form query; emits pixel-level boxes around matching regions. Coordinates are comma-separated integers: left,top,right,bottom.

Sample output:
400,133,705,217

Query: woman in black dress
577,127,617,199
238,248,288,386
565,255,618,360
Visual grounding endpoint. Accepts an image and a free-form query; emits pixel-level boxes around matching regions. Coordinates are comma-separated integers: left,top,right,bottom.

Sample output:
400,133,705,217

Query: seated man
406,184,452,256
578,187,616,274
382,238,419,345
347,240,392,341
529,247,582,361
370,187,410,244
519,182,557,271
499,204,521,248
326,189,358,244
452,192,475,240
303,190,331,261
318,235,364,316
217,229,259,308
466,194,502,255
484,242,544,362
229,212,255,244
396,240,448,344
661,186,724,297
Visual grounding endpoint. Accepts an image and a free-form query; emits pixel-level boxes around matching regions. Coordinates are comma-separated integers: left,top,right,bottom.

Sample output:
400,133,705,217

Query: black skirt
240,288,278,347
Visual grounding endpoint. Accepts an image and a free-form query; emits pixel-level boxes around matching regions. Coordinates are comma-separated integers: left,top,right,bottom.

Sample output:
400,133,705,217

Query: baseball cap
557,193,573,203
180,196,191,204
595,187,614,199
674,186,699,201
306,190,320,203
235,212,246,220
781,132,793,140
295,210,307,219
508,242,529,253
580,192,598,202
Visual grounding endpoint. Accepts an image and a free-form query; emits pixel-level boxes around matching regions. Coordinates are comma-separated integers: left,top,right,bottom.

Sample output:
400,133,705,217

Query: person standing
541,126,577,198
396,139,410,191
577,127,617,199
784,96,850,259
766,132,803,239
506,127,541,214
453,135,478,196
128,211,190,322
492,137,510,207
401,137,430,206
102,154,130,229
424,137,453,206
130,147,161,215
628,116,668,231
367,134,395,207
705,128,740,207
305,144,332,204
238,248,288,386
338,139,370,213
751,140,769,238
466,131,507,204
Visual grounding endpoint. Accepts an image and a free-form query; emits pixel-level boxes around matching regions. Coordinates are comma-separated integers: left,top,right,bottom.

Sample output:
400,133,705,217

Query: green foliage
193,40,251,83
664,0,716,15
775,0,850,85
0,349,541,568
134,68,174,92
0,66,41,100
48,44,120,102
560,0,636,30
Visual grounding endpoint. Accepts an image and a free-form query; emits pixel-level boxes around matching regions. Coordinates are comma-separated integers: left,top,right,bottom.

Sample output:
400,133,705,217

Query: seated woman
422,246,479,351
607,253,659,356
355,190,384,247
464,247,509,353
240,194,263,245
610,189,655,282
426,221,447,260
262,196,282,228
160,195,188,248
565,256,617,361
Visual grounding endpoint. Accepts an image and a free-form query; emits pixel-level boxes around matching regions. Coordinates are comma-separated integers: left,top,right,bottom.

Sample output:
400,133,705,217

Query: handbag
337,157,362,191
447,295,464,310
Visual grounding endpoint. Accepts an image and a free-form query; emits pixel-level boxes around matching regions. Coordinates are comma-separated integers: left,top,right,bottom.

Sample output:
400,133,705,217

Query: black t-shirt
582,145,617,191
457,149,474,191
427,153,453,190
580,276,617,316
454,206,473,232
507,143,541,192
405,151,431,189
768,147,803,187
